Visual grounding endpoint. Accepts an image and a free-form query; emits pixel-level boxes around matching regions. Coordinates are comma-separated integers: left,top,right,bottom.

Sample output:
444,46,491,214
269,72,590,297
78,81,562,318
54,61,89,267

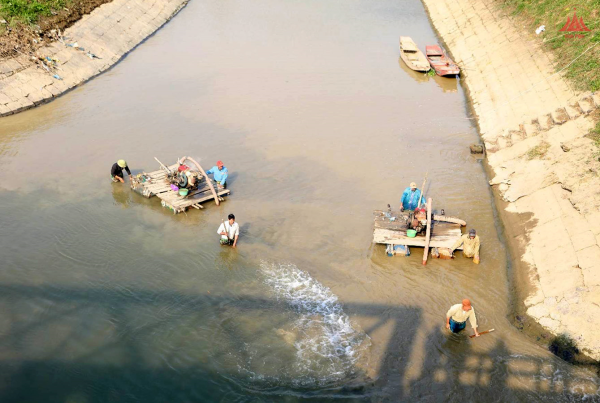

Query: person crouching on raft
111,159,131,183
446,299,480,337
218,214,239,248
400,182,425,212
450,229,481,264
206,160,228,189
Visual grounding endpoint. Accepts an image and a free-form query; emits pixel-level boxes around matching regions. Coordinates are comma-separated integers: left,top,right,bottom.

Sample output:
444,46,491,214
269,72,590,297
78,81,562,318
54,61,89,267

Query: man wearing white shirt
445,299,480,337
218,214,240,248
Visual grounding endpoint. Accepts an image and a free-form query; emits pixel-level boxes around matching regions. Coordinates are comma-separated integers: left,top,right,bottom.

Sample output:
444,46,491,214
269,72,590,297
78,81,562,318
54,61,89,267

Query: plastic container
406,229,417,238
179,188,189,196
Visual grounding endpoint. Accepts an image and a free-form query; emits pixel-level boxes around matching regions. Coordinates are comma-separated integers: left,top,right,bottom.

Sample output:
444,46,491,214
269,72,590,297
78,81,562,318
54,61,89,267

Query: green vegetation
500,0,600,91
0,0,65,25
526,141,550,159
589,118,600,157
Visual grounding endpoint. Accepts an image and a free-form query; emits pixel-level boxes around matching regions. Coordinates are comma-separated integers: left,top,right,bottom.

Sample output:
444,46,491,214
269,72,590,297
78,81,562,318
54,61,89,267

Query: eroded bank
421,0,600,360
0,0,188,116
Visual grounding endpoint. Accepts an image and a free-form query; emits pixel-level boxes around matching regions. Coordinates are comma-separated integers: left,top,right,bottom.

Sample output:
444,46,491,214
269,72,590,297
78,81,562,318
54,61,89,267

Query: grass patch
0,0,66,25
499,0,600,91
526,141,550,159
588,118,600,158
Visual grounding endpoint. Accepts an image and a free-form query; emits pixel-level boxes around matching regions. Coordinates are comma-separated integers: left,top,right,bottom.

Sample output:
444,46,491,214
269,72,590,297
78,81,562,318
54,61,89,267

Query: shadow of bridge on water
0,284,596,402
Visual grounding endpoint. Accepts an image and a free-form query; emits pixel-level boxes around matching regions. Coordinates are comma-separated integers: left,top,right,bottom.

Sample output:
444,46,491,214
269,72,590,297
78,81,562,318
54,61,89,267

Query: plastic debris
535,25,546,35
86,51,101,59
53,74,62,80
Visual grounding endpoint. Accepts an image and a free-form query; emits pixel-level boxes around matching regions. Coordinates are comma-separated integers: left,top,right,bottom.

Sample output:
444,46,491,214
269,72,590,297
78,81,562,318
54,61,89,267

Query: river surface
0,0,599,401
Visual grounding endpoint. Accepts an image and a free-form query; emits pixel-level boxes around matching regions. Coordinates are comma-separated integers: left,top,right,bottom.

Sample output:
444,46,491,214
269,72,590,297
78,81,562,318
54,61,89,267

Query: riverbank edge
0,0,189,117
420,0,600,362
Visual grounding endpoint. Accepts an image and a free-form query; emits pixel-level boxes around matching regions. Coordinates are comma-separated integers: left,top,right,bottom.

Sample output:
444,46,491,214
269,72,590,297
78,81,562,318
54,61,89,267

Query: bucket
407,229,417,238
179,188,189,196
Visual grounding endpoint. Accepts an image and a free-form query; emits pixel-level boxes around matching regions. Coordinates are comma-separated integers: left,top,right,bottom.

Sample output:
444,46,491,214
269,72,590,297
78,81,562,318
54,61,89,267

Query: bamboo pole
422,197,432,265
417,172,428,209
182,156,220,206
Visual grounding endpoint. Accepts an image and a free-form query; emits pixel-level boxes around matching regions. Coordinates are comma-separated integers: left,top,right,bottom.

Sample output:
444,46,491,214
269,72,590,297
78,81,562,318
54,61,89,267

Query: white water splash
260,262,371,384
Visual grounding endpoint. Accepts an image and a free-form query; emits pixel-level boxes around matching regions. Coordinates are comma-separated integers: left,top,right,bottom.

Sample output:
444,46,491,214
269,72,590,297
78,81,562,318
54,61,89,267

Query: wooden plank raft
131,156,230,214
372,209,465,250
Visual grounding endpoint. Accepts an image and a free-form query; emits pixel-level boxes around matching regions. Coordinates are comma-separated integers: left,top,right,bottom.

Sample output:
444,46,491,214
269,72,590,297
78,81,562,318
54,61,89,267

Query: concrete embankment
421,0,600,360
0,0,188,116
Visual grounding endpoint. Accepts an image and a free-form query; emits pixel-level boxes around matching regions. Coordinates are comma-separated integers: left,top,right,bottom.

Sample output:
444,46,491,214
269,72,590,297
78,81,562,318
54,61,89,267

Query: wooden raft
133,157,230,214
373,210,464,249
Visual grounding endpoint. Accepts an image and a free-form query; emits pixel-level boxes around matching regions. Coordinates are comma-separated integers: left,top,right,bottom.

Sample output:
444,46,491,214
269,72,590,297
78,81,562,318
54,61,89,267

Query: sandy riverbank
421,0,600,360
0,0,188,116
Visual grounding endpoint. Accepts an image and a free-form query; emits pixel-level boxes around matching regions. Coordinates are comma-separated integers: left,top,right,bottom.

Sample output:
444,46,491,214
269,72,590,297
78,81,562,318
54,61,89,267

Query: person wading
450,229,481,264
400,182,425,212
206,160,228,189
446,299,480,337
217,214,239,248
111,160,131,183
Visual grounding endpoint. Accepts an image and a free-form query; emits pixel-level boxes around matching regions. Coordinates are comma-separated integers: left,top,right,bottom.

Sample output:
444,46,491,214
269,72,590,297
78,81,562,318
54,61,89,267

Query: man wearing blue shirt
400,182,425,211
206,160,228,189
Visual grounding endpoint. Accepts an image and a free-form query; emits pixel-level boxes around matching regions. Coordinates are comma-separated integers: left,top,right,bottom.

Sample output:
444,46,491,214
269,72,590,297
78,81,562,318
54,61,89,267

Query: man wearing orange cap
446,299,480,337
205,160,229,189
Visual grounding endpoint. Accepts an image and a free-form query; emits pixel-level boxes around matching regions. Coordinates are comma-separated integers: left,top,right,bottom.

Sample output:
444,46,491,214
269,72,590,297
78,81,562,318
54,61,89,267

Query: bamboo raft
131,156,230,214
373,198,467,264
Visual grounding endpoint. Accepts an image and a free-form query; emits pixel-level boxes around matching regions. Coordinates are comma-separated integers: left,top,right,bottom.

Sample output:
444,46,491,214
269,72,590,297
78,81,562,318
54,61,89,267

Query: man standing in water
217,214,239,248
450,229,481,264
446,299,479,337
400,182,425,211
111,159,131,183
206,160,228,189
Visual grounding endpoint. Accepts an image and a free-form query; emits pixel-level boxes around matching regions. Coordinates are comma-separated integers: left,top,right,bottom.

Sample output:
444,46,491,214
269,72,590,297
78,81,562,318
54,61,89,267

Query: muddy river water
0,0,599,401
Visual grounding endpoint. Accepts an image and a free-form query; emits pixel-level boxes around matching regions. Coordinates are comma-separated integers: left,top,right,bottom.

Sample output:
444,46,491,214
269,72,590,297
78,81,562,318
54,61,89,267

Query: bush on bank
500,0,600,92
0,0,66,25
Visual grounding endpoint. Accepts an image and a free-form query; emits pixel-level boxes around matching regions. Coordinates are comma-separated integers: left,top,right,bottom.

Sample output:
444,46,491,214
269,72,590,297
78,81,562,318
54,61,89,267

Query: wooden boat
425,45,460,76
399,36,430,72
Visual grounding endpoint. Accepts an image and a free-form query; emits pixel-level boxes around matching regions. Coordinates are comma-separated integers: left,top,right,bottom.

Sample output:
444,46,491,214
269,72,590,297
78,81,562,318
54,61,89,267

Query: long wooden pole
183,156,220,206
154,157,172,174
469,329,495,338
417,172,428,209
432,215,467,226
422,197,432,265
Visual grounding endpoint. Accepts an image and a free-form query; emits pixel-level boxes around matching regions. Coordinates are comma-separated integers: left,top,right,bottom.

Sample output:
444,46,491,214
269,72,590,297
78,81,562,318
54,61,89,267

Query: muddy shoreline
421,0,600,364
0,0,189,116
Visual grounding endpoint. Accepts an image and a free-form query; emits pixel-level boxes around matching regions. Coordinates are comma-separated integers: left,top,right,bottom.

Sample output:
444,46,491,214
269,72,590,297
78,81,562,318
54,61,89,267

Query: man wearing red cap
446,299,479,337
205,160,229,189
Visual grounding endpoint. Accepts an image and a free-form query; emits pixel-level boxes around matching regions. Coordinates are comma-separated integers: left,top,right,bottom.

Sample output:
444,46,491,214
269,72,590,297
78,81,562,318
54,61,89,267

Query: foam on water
259,261,371,386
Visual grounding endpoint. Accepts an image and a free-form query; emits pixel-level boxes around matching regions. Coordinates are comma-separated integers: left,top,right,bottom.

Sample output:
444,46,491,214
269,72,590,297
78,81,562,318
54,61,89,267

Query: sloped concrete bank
421,0,600,360
0,0,189,116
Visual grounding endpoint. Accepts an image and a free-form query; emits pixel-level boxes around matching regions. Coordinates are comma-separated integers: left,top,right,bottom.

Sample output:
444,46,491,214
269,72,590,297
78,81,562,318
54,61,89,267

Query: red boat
425,45,460,77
